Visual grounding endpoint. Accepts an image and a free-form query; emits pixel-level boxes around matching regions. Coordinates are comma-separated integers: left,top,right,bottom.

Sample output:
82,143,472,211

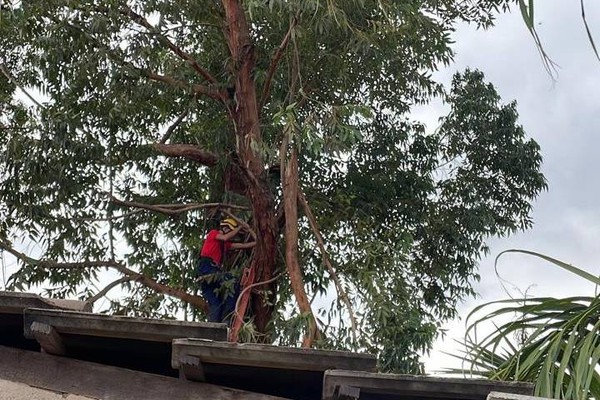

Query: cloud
423,1,600,372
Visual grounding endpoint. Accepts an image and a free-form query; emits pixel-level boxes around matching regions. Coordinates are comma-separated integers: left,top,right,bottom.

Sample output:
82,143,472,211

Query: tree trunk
223,0,278,335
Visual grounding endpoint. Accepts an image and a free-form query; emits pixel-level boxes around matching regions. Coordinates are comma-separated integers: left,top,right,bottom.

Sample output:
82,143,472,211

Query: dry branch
298,190,358,341
260,16,298,111
86,276,133,306
108,195,248,217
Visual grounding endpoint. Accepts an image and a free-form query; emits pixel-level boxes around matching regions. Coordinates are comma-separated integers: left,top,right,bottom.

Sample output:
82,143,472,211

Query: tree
450,250,600,399
0,0,545,372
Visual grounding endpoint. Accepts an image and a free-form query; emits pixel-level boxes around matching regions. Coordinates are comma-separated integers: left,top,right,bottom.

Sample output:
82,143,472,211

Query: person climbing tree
197,218,256,323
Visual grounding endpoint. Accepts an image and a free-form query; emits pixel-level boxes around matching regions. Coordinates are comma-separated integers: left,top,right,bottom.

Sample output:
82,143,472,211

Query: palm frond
450,250,600,399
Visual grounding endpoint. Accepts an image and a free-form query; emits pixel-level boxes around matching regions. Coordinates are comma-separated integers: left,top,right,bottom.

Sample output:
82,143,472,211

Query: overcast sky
423,1,600,372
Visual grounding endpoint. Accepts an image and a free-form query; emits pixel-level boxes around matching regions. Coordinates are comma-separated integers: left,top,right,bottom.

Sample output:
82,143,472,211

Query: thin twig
0,64,44,108
95,4,219,86
233,271,284,327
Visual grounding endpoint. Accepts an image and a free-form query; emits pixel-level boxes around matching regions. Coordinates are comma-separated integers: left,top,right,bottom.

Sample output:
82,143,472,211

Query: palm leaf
450,250,600,399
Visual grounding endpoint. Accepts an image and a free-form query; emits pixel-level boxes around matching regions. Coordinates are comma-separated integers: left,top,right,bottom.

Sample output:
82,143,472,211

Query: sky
422,1,600,372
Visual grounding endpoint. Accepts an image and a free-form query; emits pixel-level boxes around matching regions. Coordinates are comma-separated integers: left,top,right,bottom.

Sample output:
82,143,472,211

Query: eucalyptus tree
0,0,545,372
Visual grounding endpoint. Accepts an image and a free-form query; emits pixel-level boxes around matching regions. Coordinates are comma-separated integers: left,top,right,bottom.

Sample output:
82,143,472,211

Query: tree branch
153,143,219,166
146,71,225,101
57,18,225,102
298,190,358,342
86,276,132,306
0,239,208,312
92,4,220,88
259,16,298,111
159,108,190,144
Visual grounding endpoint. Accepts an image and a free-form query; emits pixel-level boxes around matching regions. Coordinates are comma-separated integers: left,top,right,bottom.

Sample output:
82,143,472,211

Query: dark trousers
196,258,240,323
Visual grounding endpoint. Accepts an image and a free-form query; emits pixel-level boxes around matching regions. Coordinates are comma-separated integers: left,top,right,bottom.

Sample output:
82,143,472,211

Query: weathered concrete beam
171,339,377,372
172,339,377,400
30,321,66,356
322,370,534,400
23,308,227,342
0,291,90,314
179,355,206,381
0,345,287,400
336,385,360,400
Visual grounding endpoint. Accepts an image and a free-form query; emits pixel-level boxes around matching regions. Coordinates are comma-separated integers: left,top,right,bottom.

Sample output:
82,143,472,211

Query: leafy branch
93,4,220,87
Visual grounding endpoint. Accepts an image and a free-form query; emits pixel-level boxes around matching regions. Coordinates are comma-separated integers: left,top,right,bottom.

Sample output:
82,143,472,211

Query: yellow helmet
220,218,238,230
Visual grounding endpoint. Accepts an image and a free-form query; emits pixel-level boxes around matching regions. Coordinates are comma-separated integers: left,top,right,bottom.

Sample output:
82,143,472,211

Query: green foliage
450,250,600,399
0,0,545,372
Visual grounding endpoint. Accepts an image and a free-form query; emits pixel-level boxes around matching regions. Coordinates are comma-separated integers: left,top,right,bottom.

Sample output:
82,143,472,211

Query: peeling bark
153,143,219,166
283,148,319,347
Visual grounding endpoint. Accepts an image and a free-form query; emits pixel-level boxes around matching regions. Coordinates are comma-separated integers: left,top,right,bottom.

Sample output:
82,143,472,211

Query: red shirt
200,229,232,265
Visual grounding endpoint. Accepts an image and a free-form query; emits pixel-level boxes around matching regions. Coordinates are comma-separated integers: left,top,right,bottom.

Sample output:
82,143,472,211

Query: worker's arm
230,241,256,250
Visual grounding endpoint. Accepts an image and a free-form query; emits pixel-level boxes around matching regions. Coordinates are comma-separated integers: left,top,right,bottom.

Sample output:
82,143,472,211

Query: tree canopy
0,0,545,372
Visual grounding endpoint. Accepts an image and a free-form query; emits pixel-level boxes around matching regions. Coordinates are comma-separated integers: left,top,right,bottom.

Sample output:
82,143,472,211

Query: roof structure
0,291,544,400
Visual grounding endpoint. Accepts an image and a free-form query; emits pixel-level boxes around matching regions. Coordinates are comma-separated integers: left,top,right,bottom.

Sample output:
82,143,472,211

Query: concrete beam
322,370,534,400
336,385,360,400
179,355,206,381
172,339,377,400
30,321,66,356
0,291,91,314
23,308,227,342
172,339,377,372
0,345,287,400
